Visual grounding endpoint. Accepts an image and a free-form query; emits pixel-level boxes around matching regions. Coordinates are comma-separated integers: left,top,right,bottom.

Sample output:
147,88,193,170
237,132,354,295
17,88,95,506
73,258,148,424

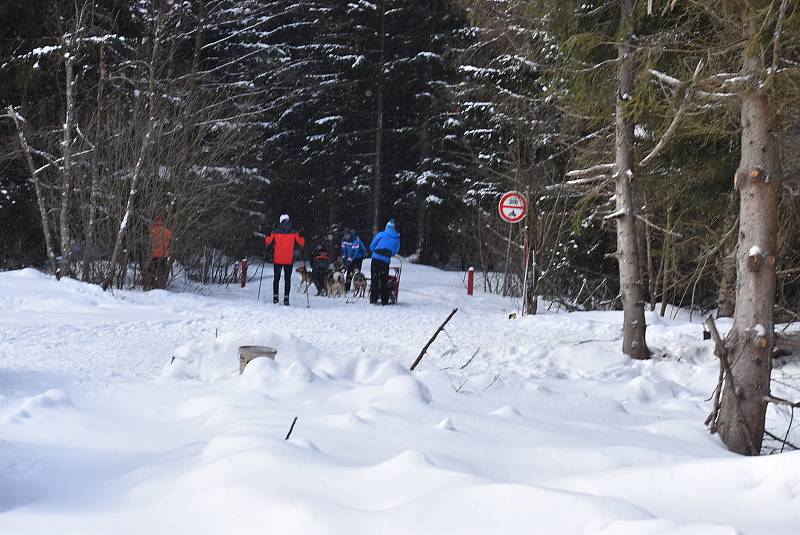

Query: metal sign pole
521,237,530,316
498,191,528,300
502,223,513,297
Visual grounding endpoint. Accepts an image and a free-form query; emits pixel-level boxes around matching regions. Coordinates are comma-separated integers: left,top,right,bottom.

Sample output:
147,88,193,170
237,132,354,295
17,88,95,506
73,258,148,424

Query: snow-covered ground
1,262,798,534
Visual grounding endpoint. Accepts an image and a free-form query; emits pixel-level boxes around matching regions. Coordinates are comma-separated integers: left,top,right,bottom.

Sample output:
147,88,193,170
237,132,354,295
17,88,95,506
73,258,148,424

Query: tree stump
239,346,277,374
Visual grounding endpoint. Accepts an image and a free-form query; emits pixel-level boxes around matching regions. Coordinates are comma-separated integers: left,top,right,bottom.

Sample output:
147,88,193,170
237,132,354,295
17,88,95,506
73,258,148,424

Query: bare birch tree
102,14,162,290
5,107,60,277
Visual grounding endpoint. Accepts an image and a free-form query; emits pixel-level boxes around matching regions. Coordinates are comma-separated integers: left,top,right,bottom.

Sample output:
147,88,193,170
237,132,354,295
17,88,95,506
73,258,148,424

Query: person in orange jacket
265,214,305,305
146,215,173,290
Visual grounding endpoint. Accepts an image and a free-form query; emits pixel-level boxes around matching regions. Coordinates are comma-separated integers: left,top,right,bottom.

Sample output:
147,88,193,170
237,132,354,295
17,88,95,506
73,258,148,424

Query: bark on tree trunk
614,0,650,359
717,76,781,455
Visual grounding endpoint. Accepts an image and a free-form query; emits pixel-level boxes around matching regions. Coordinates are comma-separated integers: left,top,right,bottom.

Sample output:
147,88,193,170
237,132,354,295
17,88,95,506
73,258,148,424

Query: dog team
264,214,400,306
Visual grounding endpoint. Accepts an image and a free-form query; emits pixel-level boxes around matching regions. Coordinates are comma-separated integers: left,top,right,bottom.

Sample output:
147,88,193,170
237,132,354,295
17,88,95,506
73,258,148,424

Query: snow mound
490,405,524,419
164,329,414,387
6,389,75,422
436,417,457,431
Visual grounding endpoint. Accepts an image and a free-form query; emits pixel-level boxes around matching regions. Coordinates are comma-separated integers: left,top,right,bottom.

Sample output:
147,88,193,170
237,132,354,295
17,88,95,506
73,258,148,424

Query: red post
467,267,474,296
241,258,248,288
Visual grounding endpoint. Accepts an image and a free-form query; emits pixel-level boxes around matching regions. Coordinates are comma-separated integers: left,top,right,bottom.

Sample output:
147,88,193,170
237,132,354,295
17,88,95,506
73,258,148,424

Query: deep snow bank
1,266,799,533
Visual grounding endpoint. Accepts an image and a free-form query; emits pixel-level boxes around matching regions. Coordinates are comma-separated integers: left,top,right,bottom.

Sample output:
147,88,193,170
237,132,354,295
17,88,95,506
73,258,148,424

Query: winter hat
279,214,290,223
385,219,396,232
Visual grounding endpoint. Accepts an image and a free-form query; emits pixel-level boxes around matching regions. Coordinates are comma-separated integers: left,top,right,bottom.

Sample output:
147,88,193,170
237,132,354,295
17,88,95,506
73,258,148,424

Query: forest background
0,0,798,324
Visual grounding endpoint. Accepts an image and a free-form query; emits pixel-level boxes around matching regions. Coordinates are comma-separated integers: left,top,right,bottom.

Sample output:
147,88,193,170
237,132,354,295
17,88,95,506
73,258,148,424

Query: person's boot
273,294,279,304
283,296,290,306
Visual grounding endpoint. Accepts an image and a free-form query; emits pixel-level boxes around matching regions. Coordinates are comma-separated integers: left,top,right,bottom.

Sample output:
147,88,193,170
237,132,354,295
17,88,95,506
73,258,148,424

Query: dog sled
300,256,402,304
360,256,402,305
387,256,402,304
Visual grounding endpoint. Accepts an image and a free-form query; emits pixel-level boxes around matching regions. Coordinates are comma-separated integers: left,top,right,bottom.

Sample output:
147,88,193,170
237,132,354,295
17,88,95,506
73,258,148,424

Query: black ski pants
370,259,390,305
273,263,292,298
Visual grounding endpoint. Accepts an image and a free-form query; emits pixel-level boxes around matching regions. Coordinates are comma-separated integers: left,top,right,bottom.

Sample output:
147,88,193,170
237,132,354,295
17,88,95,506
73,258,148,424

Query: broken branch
634,213,684,238
410,308,459,371
284,416,298,440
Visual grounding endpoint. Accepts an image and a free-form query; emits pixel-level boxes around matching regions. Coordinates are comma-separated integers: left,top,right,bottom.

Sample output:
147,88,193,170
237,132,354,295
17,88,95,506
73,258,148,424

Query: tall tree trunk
83,45,106,283
372,0,386,235
717,192,738,317
717,32,781,454
7,107,60,278
59,41,77,278
614,0,650,359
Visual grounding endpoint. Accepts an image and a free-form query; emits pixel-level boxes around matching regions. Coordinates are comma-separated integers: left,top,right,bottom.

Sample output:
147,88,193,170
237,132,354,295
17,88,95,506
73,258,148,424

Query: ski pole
256,250,267,301
304,257,310,309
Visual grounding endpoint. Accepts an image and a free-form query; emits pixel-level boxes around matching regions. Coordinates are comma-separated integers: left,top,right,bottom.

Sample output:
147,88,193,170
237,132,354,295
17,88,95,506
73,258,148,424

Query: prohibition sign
498,191,528,224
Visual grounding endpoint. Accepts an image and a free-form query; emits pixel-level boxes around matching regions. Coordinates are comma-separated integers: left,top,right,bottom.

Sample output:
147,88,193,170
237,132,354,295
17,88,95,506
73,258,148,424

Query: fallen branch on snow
410,308,459,371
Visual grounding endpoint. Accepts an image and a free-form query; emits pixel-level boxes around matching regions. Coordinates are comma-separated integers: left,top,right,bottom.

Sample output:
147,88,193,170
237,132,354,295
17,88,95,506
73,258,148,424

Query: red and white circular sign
498,191,527,224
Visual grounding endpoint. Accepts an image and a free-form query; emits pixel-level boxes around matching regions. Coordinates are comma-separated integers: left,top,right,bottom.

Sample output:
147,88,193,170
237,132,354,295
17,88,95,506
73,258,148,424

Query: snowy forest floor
1,261,799,534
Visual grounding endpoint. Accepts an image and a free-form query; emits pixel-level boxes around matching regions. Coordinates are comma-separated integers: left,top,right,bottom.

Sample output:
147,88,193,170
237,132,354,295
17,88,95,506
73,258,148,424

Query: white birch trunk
7,106,60,277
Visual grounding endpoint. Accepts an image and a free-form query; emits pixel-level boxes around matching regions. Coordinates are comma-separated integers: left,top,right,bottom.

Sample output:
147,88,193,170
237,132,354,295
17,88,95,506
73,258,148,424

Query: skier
145,215,172,290
369,219,400,305
341,229,367,291
310,244,332,295
264,214,305,305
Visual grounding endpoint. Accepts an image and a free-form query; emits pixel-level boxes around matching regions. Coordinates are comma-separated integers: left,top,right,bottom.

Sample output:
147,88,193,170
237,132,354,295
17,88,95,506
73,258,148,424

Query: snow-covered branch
566,163,614,178
640,60,704,167
649,69,739,101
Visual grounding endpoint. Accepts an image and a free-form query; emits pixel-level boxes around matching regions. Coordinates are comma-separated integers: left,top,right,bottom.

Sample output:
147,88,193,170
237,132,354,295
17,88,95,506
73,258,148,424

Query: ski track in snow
0,264,799,534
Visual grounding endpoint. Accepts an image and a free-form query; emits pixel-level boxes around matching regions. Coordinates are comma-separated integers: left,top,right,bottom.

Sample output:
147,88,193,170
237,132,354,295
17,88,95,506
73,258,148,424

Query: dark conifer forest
1,0,798,324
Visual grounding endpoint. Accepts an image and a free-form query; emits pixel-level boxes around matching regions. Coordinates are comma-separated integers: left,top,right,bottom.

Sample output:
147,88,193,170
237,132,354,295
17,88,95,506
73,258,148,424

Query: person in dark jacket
310,244,331,295
369,219,400,305
264,214,305,305
341,229,367,291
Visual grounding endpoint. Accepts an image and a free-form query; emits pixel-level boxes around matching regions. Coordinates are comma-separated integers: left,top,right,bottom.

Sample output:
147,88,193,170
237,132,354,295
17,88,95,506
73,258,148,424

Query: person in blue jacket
341,229,367,291
369,219,400,305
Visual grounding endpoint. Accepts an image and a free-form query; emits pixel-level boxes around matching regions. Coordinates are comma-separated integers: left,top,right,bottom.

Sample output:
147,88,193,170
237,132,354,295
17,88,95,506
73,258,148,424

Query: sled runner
366,256,402,305
387,256,402,304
